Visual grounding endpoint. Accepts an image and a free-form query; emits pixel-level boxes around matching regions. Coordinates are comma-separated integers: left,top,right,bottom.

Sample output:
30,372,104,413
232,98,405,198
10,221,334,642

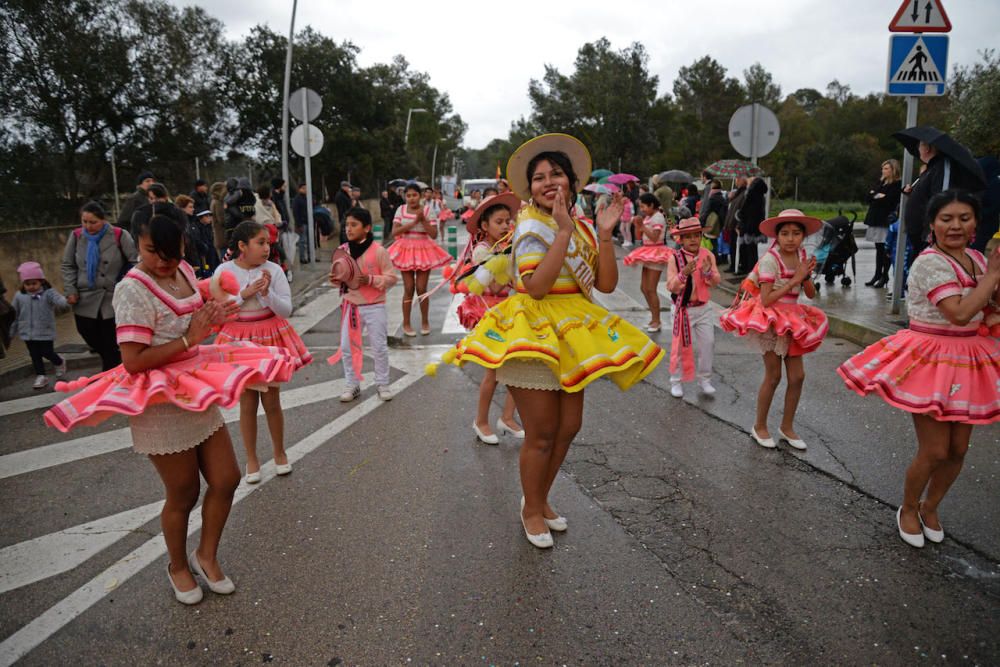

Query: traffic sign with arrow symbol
889,0,951,33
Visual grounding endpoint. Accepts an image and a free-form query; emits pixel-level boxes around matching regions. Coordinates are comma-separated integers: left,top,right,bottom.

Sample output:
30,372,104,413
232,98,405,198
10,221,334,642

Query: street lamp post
404,108,427,147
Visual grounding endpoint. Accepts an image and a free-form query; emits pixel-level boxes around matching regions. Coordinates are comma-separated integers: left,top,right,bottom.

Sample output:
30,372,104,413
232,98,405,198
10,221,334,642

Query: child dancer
44,214,294,604
389,183,452,336
10,261,69,389
435,134,664,549
619,194,635,248
329,207,397,402
215,221,312,484
623,193,671,332
665,217,721,398
454,193,524,444
720,209,828,450
838,191,1000,548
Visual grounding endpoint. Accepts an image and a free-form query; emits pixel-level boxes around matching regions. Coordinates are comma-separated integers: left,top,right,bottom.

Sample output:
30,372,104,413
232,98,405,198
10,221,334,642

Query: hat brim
330,248,362,290
670,225,704,239
506,134,592,202
465,192,521,234
759,214,823,238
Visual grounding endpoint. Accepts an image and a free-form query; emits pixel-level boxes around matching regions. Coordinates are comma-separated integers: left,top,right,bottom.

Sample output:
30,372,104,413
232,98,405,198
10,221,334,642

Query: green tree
743,63,782,108
949,49,1000,155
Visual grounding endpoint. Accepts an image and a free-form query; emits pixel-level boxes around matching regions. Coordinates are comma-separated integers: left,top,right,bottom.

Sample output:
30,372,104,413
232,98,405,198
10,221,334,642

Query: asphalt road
0,246,998,665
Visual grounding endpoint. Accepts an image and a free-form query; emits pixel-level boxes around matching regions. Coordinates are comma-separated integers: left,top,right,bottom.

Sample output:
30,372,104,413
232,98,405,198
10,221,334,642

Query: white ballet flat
520,510,553,549
472,422,499,445
275,461,292,476
190,549,235,595
751,427,776,449
496,418,525,439
522,496,567,532
167,565,203,605
777,428,807,450
245,467,261,484
897,508,925,548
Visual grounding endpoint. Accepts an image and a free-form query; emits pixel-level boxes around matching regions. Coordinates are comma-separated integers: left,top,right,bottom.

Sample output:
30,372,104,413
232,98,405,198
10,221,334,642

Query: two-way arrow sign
889,0,952,32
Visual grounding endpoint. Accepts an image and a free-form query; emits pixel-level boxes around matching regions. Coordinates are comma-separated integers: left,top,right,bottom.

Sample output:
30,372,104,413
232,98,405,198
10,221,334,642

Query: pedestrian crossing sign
886,34,948,96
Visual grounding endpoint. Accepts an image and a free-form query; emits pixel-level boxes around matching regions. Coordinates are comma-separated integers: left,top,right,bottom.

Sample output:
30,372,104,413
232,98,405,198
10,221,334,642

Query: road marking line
0,392,63,418
0,502,163,595
441,294,466,334
0,368,428,666
593,287,647,312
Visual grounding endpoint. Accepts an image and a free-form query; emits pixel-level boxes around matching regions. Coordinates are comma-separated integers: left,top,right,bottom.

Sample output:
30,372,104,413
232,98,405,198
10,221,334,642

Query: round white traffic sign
728,104,780,159
289,87,322,122
290,123,324,157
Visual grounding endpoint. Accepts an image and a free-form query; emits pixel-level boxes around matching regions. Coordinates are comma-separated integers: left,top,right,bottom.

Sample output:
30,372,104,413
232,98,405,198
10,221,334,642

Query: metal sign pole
302,96,316,263
891,95,919,314
109,147,120,225
281,0,298,231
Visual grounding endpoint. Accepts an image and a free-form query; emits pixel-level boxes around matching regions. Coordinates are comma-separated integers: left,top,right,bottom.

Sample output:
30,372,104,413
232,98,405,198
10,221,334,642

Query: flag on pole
495,160,502,180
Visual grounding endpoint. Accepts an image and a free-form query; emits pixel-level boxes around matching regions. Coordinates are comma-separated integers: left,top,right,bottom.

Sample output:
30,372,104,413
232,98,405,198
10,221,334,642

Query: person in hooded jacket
737,177,768,274
699,179,728,254
972,157,1000,254
223,177,257,246
722,178,748,270
209,181,228,254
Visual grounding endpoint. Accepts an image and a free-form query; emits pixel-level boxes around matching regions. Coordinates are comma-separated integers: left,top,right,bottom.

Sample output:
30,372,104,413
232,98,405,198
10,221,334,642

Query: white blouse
216,260,292,319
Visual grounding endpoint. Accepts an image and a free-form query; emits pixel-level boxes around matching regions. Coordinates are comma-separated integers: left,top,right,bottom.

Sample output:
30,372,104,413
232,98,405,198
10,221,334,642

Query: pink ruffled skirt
837,325,1000,424
216,314,313,371
623,245,673,269
389,237,452,272
719,297,828,356
43,342,295,433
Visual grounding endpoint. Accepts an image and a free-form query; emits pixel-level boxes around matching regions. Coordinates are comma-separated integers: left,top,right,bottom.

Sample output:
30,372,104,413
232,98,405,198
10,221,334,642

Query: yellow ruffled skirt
440,293,664,392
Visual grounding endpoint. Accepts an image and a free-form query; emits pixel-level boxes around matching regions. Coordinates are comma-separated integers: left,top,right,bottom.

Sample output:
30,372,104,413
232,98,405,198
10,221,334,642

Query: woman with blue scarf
61,201,138,370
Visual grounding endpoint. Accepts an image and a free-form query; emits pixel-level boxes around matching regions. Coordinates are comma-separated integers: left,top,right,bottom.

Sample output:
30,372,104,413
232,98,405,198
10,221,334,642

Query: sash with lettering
670,248,711,382
515,205,598,300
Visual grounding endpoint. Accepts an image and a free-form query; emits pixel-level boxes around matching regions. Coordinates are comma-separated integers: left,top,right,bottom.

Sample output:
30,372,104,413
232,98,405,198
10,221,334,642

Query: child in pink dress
720,209,828,451
453,193,523,445
44,214,294,605
329,207,398,403
837,191,1000,548
623,193,672,332
389,183,452,336
665,217,721,398
215,221,312,484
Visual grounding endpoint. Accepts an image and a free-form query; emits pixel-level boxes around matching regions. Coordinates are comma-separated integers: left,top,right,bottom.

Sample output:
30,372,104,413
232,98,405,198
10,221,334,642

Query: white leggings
670,302,715,383
341,303,390,388
619,219,633,244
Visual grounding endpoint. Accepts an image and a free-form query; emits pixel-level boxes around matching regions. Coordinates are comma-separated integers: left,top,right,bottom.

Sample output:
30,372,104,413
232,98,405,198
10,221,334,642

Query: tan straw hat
465,192,521,234
505,133,592,202
759,209,823,238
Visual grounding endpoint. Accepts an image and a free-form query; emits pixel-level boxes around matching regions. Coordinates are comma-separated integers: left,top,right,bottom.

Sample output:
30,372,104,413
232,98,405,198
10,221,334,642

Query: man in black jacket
130,183,189,234
190,179,211,213
271,178,290,227
118,171,155,232
292,183,310,263
333,181,352,227
223,177,257,246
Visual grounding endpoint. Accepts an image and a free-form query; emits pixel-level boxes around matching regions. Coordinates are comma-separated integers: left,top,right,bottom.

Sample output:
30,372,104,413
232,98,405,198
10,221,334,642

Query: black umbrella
387,178,409,188
891,126,986,190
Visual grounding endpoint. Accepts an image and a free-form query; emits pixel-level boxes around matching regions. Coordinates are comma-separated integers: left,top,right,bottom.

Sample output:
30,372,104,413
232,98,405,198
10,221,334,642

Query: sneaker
376,385,393,401
622,241,633,249
33,375,48,390
699,380,716,396
339,385,361,402
55,361,67,378
670,383,683,398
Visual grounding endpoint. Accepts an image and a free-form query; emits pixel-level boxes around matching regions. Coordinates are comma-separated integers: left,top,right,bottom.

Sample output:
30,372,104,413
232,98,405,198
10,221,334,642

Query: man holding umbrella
893,126,986,270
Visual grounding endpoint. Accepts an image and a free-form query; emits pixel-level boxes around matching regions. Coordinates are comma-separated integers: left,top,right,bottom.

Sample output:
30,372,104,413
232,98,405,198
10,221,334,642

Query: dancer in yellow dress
436,133,664,548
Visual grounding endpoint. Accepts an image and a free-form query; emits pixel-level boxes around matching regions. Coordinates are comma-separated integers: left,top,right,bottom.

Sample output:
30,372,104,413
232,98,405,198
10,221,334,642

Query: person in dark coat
271,178,290,226
379,190,395,241
223,177,256,246
863,159,902,288
736,177,768,274
292,183,310,263
972,156,1000,253
722,178,748,270
333,181,353,228
188,210,221,278
129,183,189,237
117,170,155,232
190,179,211,214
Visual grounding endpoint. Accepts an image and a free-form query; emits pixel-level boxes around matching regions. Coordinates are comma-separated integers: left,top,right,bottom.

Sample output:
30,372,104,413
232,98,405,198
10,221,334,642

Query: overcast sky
176,0,999,148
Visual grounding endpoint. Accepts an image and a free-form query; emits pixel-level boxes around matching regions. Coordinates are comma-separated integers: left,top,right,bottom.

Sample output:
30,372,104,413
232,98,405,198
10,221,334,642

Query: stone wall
0,225,77,298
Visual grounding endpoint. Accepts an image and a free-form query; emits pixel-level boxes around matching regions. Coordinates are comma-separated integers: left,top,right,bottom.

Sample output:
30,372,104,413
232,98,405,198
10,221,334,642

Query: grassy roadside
772,199,866,222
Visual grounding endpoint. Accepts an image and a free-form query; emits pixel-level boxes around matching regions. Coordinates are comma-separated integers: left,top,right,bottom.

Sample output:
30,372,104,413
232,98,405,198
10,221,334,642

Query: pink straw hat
465,192,521,234
759,209,823,238
670,217,704,238
329,248,362,290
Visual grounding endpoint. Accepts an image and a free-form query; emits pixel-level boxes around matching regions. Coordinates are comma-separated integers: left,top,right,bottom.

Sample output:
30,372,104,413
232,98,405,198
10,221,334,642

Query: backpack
74,226,133,282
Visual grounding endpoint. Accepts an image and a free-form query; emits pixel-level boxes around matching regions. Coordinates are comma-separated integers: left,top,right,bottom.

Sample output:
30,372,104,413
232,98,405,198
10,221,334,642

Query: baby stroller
813,213,858,289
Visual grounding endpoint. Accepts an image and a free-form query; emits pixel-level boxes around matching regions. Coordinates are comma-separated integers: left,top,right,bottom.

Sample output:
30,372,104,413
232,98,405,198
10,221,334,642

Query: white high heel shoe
190,549,235,594
167,565,203,605
520,510,553,549
496,418,525,439
897,508,925,548
472,422,499,445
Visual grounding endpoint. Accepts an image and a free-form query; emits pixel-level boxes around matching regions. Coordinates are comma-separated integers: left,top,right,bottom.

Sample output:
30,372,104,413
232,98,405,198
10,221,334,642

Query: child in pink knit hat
10,261,70,389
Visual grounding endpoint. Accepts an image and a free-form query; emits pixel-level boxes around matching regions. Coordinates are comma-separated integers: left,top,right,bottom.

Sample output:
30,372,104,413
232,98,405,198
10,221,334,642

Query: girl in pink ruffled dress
720,209,828,451
623,193,672,332
215,221,313,484
837,190,1000,548
389,183,452,336
453,193,523,445
44,214,295,605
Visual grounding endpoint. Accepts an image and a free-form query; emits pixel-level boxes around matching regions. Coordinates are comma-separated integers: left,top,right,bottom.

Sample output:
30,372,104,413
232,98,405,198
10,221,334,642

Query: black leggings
26,340,63,375
75,313,121,371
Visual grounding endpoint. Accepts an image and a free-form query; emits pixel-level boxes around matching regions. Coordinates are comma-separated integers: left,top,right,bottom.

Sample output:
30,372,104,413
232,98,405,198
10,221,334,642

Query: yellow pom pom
466,277,486,295
424,362,438,376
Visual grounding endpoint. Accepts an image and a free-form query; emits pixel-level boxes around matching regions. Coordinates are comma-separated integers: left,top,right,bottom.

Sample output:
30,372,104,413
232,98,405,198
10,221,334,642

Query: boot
867,248,886,287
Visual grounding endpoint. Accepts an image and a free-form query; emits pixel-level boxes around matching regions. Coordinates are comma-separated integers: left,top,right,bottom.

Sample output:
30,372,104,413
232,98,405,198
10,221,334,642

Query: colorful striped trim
116,324,153,344
927,282,963,304
909,321,978,337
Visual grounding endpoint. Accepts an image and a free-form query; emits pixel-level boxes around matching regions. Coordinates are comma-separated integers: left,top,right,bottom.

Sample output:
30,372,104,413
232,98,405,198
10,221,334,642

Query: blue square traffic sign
887,34,949,96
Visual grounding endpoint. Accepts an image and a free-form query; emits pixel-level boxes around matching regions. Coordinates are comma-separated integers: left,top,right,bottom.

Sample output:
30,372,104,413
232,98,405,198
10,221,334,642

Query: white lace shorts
496,359,561,391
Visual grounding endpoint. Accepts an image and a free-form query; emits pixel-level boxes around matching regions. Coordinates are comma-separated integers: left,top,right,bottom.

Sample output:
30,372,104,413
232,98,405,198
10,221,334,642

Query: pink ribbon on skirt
326,302,364,380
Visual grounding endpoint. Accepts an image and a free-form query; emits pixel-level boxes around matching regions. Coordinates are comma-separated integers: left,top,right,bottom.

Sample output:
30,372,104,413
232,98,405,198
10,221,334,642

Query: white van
460,178,497,200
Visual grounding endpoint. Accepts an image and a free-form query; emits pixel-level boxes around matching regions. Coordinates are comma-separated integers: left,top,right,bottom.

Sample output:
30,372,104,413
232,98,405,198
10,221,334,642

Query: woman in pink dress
623,193,672,332
389,182,452,336
837,190,1000,548
44,214,294,604
720,209,828,451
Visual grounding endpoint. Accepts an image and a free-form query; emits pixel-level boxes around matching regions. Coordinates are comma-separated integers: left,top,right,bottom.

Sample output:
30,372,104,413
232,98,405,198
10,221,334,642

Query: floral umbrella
591,168,614,179
583,183,618,195
703,159,763,179
608,173,640,185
